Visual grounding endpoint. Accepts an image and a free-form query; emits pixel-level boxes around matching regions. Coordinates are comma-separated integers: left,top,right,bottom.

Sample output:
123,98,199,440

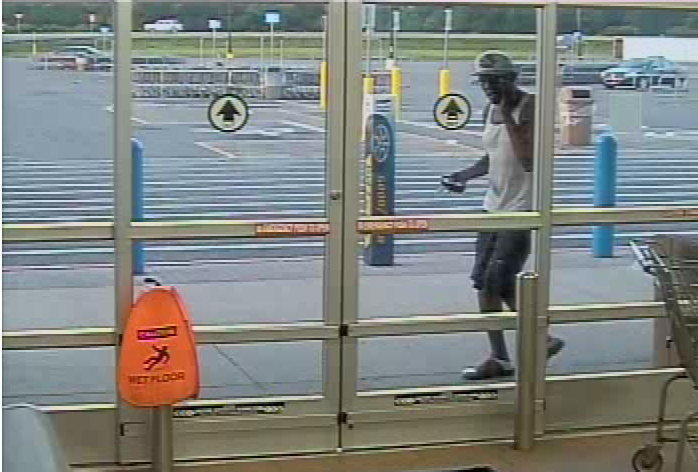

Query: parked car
601,57,688,90
560,62,618,85
53,46,105,58
144,19,184,32
514,61,617,86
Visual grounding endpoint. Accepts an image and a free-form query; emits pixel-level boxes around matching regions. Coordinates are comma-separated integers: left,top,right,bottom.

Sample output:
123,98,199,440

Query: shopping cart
630,235,698,472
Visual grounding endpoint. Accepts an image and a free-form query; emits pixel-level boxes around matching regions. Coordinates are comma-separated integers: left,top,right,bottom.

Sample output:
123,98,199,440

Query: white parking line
400,119,485,137
281,120,325,133
104,105,149,125
195,141,238,159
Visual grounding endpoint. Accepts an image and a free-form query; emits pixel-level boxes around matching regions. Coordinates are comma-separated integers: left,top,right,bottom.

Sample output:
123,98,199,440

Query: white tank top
482,94,533,212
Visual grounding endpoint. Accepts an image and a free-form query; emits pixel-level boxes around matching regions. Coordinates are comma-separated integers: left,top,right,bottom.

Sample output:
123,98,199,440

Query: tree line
3,3,698,37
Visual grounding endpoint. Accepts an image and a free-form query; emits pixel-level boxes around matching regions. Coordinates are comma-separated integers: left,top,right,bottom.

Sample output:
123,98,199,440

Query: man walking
442,51,564,380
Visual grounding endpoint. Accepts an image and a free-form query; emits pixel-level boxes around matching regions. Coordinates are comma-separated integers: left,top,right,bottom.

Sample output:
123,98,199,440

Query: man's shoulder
520,92,535,121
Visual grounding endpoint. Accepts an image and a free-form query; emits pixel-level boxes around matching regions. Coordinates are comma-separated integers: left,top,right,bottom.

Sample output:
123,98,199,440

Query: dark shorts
471,230,531,299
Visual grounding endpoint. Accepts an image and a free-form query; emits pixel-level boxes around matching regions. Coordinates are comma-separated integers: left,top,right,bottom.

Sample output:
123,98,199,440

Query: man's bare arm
453,155,489,182
501,96,534,172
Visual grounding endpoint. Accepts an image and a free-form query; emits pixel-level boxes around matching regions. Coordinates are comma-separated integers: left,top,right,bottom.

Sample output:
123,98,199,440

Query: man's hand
441,173,466,193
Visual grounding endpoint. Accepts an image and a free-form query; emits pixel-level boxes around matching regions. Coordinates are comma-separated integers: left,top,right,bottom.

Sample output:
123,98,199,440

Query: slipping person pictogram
143,345,170,371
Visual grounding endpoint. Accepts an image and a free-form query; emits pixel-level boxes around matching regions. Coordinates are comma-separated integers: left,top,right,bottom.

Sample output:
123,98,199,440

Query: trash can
264,66,285,100
559,86,594,146
75,56,88,71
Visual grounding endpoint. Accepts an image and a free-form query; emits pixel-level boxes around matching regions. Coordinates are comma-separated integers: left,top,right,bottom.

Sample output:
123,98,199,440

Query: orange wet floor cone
118,285,199,407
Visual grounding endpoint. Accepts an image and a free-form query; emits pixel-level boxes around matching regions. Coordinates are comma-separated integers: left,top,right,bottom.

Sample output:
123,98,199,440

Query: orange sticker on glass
256,223,330,237
358,219,429,234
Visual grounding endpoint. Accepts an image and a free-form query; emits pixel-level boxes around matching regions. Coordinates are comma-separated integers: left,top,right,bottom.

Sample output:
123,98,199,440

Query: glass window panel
359,333,496,391
3,242,115,330
132,2,328,223
2,347,115,405
550,223,696,306
554,7,698,209
140,237,324,324
547,320,655,376
359,230,539,319
2,3,114,224
198,341,322,400
359,4,538,218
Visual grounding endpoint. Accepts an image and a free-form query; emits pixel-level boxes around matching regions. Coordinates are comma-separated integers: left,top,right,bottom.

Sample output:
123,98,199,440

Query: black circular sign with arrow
433,93,472,131
208,94,249,133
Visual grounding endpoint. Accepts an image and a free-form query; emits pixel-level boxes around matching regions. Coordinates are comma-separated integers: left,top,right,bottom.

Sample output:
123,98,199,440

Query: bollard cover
118,286,200,407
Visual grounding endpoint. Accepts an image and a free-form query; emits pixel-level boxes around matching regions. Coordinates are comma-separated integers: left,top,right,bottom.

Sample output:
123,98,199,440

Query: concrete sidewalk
3,249,659,404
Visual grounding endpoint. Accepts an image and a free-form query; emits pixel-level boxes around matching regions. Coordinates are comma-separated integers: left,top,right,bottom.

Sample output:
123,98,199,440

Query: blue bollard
593,133,617,258
131,138,145,275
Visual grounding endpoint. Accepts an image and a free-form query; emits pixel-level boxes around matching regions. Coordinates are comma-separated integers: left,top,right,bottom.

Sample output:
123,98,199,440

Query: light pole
226,1,233,61
321,15,327,62
15,13,24,34
443,8,452,69
89,13,97,47
576,8,581,33
576,9,583,59
209,19,221,63
264,11,280,68
440,8,453,97
391,9,400,66
363,4,376,75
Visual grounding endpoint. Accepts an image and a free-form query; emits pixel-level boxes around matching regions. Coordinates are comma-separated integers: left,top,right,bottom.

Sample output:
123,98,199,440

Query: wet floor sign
118,286,199,407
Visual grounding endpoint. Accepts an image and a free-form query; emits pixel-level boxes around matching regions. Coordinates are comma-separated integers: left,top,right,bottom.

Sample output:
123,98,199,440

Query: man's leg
479,290,510,361
464,230,528,380
471,231,511,360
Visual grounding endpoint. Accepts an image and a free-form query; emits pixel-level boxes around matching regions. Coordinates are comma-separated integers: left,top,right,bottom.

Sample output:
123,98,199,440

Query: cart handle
629,239,659,275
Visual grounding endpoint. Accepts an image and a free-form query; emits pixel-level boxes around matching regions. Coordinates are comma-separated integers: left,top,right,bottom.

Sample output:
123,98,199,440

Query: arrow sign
218,100,240,123
433,93,472,131
208,94,249,133
443,98,463,123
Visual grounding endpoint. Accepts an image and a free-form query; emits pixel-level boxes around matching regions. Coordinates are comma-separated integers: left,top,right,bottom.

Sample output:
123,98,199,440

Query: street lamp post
390,9,400,68
443,8,452,69
15,13,24,35
576,8,583,59
321,15,327,62
89,13,97,47
576,8,581,33
209,19,222,64
226,1,233,61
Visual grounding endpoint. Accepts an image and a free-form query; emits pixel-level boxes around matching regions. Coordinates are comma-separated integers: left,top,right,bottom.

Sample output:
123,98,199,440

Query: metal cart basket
630,235,698,472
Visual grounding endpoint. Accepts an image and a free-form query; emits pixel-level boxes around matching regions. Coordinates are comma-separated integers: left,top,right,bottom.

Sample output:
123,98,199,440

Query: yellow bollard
363,75,375,96
361,76,375,142
320,61,328,110
439,69,451,97
391,67,402,121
